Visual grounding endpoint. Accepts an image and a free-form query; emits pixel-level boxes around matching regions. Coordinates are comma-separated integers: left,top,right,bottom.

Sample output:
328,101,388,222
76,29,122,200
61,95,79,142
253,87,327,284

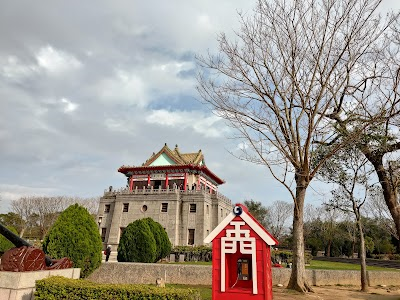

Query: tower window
190,203,197,213
123,203,129,212
161,203,168,212
188,229,195,245
101,228,107,242
104,204,110,213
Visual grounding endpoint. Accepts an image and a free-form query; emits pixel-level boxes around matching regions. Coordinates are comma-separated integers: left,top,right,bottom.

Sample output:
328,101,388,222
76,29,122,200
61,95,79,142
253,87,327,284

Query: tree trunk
287,181,313,292
363,152,400,243
326,240,332,257
356,213,368,292
19,226,26,238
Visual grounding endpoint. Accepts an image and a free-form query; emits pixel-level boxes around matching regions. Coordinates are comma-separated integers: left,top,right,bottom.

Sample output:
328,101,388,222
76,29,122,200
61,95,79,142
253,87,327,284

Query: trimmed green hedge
35,277,200,300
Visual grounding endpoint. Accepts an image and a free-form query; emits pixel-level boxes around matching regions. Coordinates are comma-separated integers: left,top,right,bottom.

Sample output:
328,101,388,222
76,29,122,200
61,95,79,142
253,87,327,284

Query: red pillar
197,177,200,190
183,173,187,191
129,176,134,191
147,174,151,186
165,173,169,189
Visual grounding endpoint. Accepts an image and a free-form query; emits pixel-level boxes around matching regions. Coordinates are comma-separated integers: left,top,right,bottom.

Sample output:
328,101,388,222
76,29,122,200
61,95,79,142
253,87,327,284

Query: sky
0,0,399,214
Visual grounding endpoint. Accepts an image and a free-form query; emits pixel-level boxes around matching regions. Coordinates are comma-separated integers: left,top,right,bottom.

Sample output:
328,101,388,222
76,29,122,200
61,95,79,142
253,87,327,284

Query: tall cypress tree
144,218,172,261
117,219,157,263
42,204,102,278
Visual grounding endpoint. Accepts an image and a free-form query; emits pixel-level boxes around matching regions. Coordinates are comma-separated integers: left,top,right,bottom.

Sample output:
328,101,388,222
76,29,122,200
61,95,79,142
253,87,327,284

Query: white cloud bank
36,45,82,73
146,109,229,138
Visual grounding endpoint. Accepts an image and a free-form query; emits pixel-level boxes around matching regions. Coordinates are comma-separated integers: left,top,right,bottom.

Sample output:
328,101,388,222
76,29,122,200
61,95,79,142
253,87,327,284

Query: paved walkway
102,252,117,262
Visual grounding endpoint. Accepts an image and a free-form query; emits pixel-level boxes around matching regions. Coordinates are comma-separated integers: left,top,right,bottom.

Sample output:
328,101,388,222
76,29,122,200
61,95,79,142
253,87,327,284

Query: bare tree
318,146,372,292
75,196,100,215
10,195,100,239
197,0,397,291
11,197,35,238
366,186,399,241
267,201,293,241
324,16,400,244
303,204,323,224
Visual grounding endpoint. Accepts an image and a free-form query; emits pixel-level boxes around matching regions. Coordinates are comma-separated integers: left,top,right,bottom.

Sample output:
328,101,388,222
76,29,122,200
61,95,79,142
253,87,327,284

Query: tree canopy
197,0,399,292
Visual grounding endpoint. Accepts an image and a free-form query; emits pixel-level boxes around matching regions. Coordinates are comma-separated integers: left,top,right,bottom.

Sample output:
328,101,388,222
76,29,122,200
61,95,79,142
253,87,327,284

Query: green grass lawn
306,260,398,271
168,260,396,271
165,261,398,300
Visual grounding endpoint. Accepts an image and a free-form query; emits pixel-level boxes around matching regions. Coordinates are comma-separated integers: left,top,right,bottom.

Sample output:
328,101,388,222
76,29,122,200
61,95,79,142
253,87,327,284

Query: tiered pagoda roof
118,144,225,185
143,143,204,166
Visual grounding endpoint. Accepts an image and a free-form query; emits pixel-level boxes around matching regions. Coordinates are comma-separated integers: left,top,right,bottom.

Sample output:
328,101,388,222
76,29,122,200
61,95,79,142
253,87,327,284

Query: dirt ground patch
274,286,400,300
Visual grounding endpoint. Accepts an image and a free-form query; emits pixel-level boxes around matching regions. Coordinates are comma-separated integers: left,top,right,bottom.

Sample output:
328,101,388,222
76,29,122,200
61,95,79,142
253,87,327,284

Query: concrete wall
0,268,80,300
87,262,400,287
98,189,233,250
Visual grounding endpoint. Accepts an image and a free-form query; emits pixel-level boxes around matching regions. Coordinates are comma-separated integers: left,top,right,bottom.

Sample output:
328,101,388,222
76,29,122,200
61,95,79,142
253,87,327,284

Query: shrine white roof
204,209,277,245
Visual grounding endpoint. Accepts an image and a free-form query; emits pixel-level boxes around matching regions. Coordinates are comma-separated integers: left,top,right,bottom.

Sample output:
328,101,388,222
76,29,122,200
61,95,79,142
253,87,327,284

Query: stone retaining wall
87,262,400,286
0,268,80,300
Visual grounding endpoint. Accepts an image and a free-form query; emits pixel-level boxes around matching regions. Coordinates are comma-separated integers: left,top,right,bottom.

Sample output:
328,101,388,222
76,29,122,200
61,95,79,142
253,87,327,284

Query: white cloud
0,184,58,211
113,19,149,37
98,70,149,107
151,61,194,74
61,98,79,113
36,45,82,73
196,14,213,31
104,118,133,133
1,56,38,81
146,109,228,138
237,142,249,150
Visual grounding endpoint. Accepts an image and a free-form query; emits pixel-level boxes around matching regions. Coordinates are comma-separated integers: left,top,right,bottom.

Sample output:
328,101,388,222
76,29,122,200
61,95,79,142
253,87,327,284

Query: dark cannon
0,222,72,272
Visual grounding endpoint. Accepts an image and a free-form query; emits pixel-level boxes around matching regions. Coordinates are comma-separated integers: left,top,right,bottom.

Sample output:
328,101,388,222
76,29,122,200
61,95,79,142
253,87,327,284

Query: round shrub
117,219,157,262
143,218,172,261
0,226,18,255
42,204,102,278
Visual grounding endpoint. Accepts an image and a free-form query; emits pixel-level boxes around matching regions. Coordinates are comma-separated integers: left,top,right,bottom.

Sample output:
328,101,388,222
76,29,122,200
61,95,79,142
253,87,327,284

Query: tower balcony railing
103,186,232,206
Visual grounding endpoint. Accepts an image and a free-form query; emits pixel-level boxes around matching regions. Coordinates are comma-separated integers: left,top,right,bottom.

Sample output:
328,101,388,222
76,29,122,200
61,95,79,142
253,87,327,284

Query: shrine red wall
211,221,273,300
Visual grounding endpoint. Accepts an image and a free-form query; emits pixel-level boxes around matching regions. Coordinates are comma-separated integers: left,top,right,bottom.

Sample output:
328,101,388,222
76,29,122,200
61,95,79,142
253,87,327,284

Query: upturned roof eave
118,164,225,185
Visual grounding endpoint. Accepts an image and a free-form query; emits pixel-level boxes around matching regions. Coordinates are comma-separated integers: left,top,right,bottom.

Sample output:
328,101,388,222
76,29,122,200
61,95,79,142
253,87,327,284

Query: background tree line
0,196,99,240
245,198,399,259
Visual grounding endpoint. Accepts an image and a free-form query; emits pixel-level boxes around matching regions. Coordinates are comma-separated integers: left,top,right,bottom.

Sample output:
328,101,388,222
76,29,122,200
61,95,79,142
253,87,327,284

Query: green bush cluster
117,218,171,263
171,246,212,262
42,204,102,278
35,276,200,300
0,226,18,255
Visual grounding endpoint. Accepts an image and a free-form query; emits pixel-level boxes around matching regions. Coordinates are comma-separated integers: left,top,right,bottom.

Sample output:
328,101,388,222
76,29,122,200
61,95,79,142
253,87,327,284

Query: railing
103,186,232,205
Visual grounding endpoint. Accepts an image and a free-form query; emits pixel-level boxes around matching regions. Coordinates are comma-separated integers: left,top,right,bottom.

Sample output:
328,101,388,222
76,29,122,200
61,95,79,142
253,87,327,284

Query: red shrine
118,143,224,193
204,204,278,300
